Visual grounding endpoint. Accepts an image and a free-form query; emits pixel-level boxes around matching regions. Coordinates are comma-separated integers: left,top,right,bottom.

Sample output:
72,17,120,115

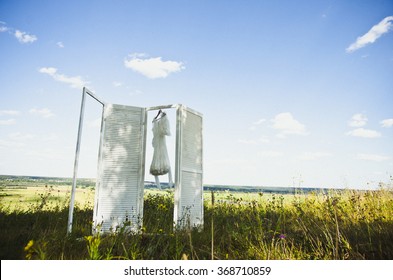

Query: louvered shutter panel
174,105,203,229
93,104,146,233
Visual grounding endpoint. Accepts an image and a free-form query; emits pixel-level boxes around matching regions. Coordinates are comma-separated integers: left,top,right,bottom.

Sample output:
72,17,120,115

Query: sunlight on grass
1,185,392,260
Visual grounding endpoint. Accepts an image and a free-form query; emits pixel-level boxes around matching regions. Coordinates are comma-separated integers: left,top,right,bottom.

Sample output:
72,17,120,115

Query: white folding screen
174,105,204,229
84,102,203,234
93,104,146,233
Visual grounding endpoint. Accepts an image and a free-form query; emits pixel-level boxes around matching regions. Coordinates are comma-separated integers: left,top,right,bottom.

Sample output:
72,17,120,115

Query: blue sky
1,0,392,189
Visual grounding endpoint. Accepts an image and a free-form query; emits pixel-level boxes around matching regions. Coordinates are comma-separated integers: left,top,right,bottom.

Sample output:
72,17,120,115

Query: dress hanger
153,109,162,121
153,109,166,121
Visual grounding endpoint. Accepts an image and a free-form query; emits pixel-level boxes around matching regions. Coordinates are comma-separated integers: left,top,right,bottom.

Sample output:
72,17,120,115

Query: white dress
150,114,171,176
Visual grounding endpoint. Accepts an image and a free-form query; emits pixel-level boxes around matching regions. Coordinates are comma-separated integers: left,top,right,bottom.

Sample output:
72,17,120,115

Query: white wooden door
93,104,146,233
174,105,203,229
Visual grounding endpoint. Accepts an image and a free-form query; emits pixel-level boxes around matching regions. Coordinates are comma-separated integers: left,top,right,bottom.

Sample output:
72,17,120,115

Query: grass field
1,181,393,260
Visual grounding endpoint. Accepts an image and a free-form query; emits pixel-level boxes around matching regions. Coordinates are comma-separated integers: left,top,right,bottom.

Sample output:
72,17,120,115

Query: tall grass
1,187,392,259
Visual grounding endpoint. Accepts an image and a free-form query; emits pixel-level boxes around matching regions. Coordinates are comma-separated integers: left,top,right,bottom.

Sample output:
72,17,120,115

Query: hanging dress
150,113,171,176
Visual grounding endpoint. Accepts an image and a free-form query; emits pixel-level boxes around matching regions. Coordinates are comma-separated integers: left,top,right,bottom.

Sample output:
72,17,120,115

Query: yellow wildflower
24,240,34,252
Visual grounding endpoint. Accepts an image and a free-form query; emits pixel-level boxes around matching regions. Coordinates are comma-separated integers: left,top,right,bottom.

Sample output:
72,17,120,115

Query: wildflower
279,234,286,239
158,203,168,211
24,240,36,260
84,235,93,242
24,240,34,251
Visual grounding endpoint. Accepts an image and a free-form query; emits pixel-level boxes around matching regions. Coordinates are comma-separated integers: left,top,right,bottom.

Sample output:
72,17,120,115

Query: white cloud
0,119,16,125
271,112,307,137
14,29,37,44
249,118,266,130
253,118,266,125
56,41,64,48
0,23,37,44
346,128,381,138
0,110,20,116
39,67,89,89
298,152,332,161
357,153,390,162
124,53,185,79
0,21,8,32
348,113,368,127
346,16,393,53
381,118,393,128
0,25,8,32
39,67,57,75
29,108,55,118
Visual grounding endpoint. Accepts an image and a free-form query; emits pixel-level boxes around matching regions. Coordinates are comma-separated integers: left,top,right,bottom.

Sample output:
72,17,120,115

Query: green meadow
1,177,392,260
